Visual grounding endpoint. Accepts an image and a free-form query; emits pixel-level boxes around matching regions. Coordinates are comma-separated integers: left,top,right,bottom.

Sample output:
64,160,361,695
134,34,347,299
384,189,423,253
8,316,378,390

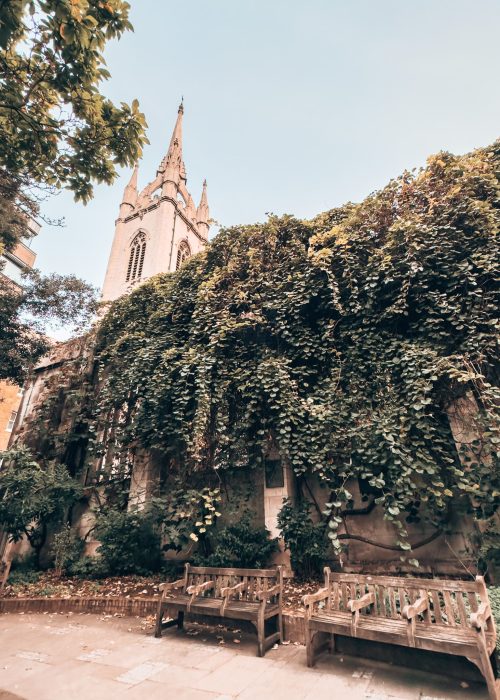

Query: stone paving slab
0,612,490,699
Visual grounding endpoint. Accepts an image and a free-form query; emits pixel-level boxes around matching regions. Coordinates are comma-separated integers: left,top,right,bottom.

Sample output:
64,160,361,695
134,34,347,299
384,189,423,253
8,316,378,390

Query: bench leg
328,633,336,654
475,647,500,700
255,606,266,657
306,629,316,668
154,606,164,638
177,611,184,630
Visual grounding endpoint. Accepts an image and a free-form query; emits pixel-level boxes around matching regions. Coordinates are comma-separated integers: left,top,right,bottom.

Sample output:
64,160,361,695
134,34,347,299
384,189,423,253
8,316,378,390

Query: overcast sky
35,0,500,291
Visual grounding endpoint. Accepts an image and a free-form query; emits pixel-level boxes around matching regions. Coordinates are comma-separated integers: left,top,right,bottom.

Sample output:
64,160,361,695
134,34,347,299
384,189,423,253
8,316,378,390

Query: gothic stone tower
101,102,210,302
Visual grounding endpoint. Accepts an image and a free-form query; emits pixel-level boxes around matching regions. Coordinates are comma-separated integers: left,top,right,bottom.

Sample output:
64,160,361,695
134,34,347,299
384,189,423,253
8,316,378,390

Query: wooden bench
155,564,283,657
304,568,499,699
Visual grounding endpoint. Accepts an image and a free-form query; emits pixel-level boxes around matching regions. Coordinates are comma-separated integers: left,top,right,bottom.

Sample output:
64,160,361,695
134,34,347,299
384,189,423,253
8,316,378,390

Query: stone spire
196,179,210,239
159,100,187,189
119,164,138,218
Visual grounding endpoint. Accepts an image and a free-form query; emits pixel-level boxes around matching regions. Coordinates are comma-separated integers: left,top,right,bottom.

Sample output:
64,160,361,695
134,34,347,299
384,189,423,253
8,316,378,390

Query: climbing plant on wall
88,141,499,558
11,140,499,563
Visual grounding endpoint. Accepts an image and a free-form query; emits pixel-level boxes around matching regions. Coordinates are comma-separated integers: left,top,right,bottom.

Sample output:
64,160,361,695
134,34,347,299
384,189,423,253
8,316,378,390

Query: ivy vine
13,141,500,562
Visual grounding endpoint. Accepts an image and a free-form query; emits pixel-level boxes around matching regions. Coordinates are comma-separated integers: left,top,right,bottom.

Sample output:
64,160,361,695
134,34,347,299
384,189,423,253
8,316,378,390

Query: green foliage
68,555,108,579
51,524,84,576
0,269,98,383
0,0,148,202
193,515,278,568
94,507,162,575
0,170,37,256
278,499,329,579
16,140,500,564
8,552,40,585
0,446,83,563
87,141,499,560
478,519,500,578
151,486,222,550
488,586,500,653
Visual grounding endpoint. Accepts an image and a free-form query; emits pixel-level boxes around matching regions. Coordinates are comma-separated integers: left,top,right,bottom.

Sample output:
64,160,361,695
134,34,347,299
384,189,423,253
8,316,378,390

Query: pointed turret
159,100,187,195
196,179,210,239
119,164,138,218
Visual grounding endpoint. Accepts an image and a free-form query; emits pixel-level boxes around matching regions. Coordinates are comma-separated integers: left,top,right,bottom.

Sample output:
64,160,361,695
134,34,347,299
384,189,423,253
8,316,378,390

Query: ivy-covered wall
7,140,499,575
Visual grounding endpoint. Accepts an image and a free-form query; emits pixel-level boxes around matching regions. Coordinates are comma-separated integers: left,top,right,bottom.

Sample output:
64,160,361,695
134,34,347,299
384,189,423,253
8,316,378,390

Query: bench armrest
303,587,329,610
158,579,184,595
186,580,215,612
186,580,215,596
256,584,281,601
470,602,492,630
402,595,429,620
219,581,247,615
221,582,247,599
347,592,375,613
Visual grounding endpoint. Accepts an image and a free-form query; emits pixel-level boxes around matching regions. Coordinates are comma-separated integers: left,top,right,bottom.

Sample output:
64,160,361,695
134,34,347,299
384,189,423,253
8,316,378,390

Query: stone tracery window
176,240,191,270
126,231,147,282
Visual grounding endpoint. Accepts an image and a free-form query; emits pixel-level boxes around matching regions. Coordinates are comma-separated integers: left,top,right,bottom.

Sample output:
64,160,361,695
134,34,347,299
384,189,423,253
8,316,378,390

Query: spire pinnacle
128,163,138,190
158,101,186,182
196,179,210,238
120,163,138,212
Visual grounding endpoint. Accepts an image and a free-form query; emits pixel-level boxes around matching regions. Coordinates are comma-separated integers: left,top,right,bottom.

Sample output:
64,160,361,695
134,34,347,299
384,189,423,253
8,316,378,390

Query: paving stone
115,661,168,685
15,652,49,664
77,648,111,661
0,614,491,700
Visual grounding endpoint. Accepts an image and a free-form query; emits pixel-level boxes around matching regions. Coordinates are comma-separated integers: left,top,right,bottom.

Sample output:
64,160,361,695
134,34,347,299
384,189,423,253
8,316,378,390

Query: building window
126,231,147,283
6,410,17,432
0,255,25,285
176,241,191,270
264,458,284,488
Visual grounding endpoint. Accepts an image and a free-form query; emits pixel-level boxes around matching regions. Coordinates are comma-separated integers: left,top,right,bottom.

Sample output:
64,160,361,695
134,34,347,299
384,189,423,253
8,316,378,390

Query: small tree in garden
278,499,329,579
0,446,83,567
194,514,278,568
93,507,162,575
51,524,83,576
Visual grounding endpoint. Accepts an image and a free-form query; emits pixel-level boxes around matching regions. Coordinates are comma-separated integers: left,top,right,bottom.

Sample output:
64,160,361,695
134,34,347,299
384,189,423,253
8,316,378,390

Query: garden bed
0,571,319,614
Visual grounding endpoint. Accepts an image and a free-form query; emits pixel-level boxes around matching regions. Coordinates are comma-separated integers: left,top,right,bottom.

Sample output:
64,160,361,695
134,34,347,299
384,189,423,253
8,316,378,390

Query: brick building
0,219,39,452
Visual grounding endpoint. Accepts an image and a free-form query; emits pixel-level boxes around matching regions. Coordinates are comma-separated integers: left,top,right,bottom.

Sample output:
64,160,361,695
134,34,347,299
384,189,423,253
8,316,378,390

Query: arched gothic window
176,240,191,270
126,231,147,282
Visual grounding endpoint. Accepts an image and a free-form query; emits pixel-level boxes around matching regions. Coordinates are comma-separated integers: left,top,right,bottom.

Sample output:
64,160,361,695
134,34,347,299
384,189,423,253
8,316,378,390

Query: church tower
101,102,210,303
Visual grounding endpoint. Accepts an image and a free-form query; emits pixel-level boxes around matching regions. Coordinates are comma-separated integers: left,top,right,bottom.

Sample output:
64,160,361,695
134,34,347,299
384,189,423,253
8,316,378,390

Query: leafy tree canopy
0,446,83,565
0,267,98,383
0,0,148,202
91,140,499,555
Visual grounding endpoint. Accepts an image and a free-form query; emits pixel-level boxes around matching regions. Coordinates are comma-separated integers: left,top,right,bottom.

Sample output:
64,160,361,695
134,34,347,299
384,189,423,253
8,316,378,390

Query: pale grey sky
35,0,500,290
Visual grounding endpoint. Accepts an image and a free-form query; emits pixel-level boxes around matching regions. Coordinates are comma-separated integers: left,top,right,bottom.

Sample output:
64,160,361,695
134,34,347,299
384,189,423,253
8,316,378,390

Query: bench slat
431,590,443,624
329,573,481,593
443,590,456,627
188,566,279,577
456,592,468,627
388,586,397,618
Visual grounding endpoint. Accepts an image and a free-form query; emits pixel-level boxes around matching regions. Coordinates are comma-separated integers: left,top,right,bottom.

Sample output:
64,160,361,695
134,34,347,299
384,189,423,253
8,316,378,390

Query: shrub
7,552,40,585
488,586,500,653
194,515,278,568
94,507,162,575
479,520,500,580
68,556,108,579
278,499,329,580
51,525,84,576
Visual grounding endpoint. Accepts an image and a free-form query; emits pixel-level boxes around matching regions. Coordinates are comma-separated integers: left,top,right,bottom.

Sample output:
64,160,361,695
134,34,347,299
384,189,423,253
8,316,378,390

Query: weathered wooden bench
155,564,283,657
304,568,499,699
